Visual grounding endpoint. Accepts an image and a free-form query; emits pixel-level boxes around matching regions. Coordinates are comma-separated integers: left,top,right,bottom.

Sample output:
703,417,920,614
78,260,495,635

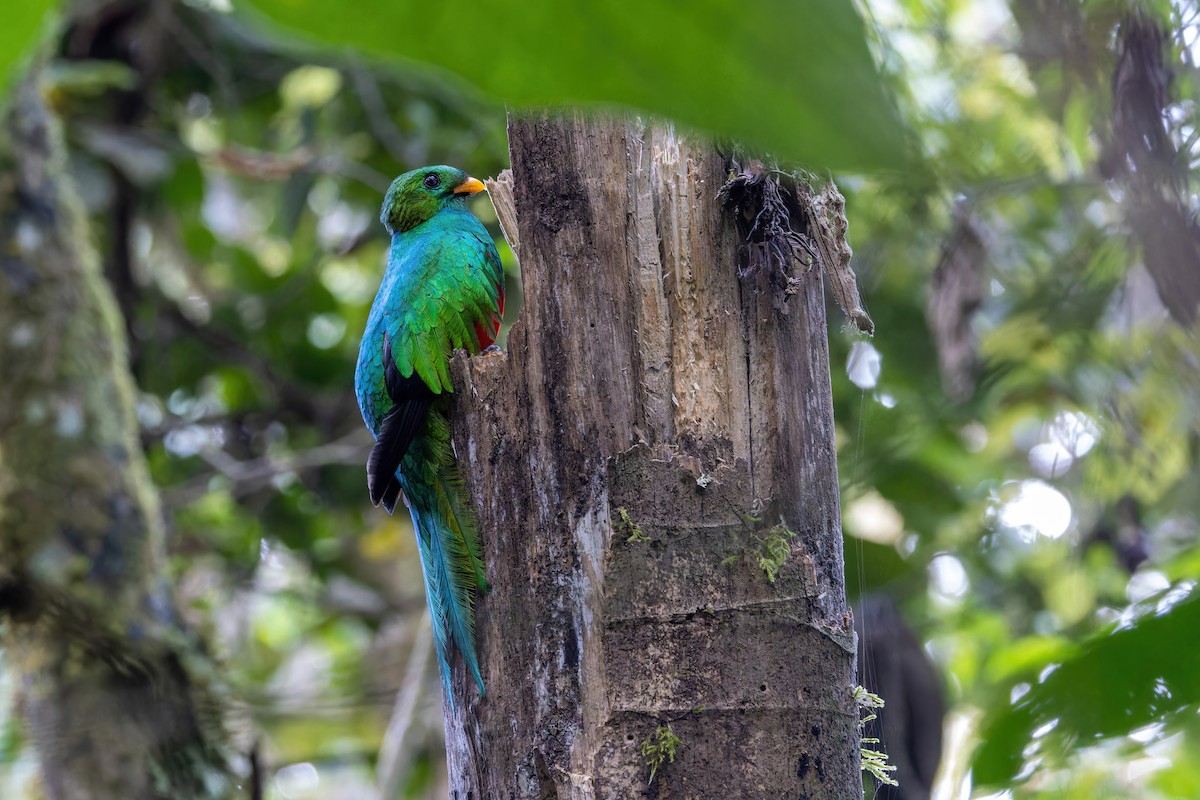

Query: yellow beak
453,176,486,195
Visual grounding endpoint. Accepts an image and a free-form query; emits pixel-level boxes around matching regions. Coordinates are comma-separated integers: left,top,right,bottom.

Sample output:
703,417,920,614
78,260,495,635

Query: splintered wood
805,181,875,336
484,169,519,257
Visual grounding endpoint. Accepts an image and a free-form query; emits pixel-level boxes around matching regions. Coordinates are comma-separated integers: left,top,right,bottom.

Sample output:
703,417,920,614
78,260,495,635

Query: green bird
354,165,504,708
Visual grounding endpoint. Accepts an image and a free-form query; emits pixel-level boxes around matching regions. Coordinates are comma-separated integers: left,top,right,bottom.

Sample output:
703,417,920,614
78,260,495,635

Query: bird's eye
423,174,441,189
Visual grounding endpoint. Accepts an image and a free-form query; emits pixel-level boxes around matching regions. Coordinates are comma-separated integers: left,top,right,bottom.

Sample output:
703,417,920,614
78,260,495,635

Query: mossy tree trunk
0,73,232,799
444,115,860,798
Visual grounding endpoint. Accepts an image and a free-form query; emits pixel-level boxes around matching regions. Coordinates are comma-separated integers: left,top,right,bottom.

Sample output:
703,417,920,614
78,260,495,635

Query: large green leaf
238,0,908,172
1,2,56,95
973,586,1200,787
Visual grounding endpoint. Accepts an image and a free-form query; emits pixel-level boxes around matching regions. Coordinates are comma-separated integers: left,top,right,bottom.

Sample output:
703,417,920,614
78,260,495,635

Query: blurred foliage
975,588,1200,786
0,0,1199,798
0,2,56,93
240,0,909,172
6,1,509,796
834,0,1200,797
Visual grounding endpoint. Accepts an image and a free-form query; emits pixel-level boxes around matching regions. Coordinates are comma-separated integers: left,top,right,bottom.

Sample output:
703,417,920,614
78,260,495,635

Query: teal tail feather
397,411,487,711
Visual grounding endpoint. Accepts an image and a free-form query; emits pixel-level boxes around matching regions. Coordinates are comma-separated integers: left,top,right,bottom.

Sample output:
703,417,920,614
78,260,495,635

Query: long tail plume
398,411,487,711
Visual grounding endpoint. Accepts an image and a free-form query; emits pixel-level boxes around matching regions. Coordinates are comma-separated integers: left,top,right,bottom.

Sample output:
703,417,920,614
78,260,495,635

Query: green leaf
1,2,55,96
983,635,1081,685
973,586,1200,787
238,0,908,172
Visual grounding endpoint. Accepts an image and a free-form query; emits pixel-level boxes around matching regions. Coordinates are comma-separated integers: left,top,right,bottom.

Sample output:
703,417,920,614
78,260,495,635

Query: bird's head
380,165,486,235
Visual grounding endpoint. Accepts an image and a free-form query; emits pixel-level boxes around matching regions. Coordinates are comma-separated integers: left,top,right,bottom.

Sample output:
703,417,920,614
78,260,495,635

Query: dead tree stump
446,115,858,799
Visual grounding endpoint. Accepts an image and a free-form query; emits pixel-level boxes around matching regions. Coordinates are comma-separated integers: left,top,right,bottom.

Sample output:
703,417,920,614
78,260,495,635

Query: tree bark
0,74,233,799
445,115,859,798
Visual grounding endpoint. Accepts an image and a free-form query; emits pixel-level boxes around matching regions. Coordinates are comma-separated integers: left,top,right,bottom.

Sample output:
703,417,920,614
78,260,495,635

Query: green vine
720,509,797,584
640,724,681,784
615,506,649,543
854,685,898,788
754,523,796,584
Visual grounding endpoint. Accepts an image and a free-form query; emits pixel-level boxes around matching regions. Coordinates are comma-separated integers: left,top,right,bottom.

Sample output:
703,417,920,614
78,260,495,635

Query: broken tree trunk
446,115,859,799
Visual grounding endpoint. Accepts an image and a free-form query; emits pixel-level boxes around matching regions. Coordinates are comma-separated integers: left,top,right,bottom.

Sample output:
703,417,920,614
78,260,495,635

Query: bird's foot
481,344,504,356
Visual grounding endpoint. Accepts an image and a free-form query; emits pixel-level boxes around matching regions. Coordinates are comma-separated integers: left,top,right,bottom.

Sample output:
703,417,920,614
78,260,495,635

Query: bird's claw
481,344,504,356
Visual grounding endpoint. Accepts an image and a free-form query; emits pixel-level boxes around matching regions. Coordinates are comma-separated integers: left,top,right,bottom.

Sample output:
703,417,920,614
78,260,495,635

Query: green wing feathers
389,230,503,395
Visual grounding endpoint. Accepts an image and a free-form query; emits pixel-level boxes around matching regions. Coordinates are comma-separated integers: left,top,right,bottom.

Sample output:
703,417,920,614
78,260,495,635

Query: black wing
367,334,434,513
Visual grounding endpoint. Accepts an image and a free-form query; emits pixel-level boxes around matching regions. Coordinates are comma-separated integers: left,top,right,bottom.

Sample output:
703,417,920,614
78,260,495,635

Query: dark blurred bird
856,595,947,800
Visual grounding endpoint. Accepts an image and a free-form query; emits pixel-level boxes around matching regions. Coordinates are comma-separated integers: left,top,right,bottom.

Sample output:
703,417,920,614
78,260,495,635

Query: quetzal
354,165,504,708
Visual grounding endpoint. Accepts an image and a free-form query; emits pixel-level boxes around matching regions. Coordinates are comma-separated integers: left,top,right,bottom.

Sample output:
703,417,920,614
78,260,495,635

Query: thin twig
376,615,435,798
165,429,372,506
349,64,410,165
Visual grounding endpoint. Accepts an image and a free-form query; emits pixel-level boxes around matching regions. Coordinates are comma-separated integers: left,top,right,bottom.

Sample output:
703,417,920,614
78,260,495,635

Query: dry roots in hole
719,159,874,335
